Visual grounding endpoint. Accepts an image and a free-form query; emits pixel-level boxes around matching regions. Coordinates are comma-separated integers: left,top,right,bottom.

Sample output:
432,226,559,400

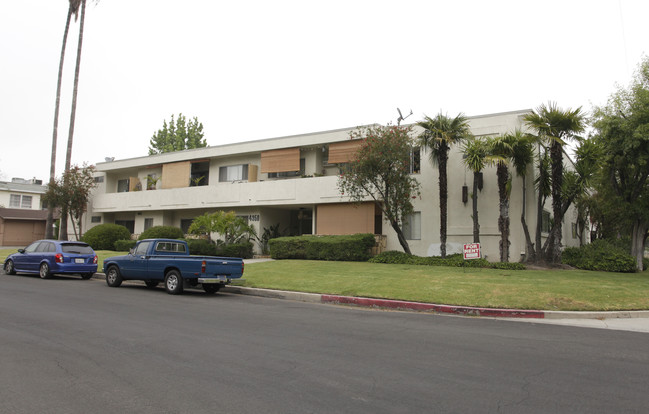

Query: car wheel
5,260,16,275
81,273,94,280
39,263,52,279
164,270,183,295
106,266,123,287
202,284,221,295
144,280,159,289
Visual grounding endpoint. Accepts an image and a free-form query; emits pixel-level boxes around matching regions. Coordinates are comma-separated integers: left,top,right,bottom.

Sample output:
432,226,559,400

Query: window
115,220,135,233
541,210,551,233
144,218,154,231
94,176,104,183
402,212,421,240
91,216,101,223
268,159,305,178
219,164,248,182
9,194,32,209
155,241,187,253
117,179,130,193
190,162,210,186
134,241,152,256
409,147,421,174
180,219,194,234
61,243,93,254
572,222,578,239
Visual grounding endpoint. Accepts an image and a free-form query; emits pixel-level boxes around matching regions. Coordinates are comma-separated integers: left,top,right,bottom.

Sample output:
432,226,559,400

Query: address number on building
248,215,260,222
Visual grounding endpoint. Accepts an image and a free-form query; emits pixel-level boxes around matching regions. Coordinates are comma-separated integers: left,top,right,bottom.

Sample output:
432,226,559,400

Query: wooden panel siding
316,202,374,235
328,140,364,164
260,148,300,173
161,161,191,189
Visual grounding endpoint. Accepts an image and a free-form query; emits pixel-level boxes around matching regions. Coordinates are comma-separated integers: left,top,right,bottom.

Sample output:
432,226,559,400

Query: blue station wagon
4,240,98,279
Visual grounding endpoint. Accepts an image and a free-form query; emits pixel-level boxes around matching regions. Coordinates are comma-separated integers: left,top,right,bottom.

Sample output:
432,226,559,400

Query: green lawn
4,247,649,311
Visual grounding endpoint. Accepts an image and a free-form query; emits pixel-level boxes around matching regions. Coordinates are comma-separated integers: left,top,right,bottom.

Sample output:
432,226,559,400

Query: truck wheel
145,280,159,289
39,263,52,279
106,266,123,287
202,284,221,295
5,260,16,275
164,270,183,295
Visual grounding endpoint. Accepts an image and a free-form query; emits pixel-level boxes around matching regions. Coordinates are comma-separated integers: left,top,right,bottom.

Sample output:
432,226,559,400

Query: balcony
91,175,345,212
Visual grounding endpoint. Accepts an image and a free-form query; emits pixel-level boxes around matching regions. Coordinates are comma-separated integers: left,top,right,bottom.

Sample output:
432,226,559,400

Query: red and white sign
463,243,481,260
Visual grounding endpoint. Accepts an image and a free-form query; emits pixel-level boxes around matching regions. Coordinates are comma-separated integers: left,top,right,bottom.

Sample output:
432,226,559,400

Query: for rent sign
463,243,481,260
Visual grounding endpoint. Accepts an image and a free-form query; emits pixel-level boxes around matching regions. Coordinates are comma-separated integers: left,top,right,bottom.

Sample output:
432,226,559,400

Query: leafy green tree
418,112,471,257
461,137,489,243
591,57,649,270
189,211,256,245
148,113,206,155
338,125,421,254
44,164,96,240
524,103,586,263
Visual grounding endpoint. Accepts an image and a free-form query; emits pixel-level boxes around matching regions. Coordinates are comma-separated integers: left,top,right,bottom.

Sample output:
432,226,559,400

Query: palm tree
487,134,516,262
508,129,536,261
60,0,87,240
524,103,585,263
418,112,471,258
461,137,488,243
47,0,82,239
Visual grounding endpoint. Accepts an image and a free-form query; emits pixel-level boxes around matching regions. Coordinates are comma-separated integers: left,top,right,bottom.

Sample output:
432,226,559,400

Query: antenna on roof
396,108,413,126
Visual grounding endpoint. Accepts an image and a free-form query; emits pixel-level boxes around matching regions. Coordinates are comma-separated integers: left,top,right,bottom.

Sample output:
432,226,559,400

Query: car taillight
55,253,64,263
201,260,206,273
93,255,98,264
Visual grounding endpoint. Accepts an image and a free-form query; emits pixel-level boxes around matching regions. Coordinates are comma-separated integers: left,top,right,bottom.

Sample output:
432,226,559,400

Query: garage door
2,220,45,246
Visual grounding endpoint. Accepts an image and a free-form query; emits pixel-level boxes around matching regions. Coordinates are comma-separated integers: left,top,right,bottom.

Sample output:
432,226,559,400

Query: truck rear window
61,243,94,254
155,242,187,253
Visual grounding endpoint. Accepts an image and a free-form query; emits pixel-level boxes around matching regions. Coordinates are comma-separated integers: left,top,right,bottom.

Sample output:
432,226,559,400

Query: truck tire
106,266,123,287
202,284,221,294
39,263,52,279
164,270,183,295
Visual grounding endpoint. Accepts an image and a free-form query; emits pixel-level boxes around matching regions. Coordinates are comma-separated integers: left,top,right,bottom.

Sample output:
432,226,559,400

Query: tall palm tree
461,137,488,243
60,0,87,240
508,129,536,261
487,134,516,262
47,0,82,239
523,103,585,263
418,112,471,258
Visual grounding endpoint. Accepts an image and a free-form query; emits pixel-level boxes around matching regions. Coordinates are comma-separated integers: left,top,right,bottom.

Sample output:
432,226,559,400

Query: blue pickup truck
102,239,244,295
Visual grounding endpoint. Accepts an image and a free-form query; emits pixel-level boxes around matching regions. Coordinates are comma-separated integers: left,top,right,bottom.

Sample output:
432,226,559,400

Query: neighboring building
81,110,584,260
0,178,49,246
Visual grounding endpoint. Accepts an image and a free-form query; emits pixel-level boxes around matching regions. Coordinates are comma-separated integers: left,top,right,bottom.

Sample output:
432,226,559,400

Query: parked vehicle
102,239,244,295
4,240,98,279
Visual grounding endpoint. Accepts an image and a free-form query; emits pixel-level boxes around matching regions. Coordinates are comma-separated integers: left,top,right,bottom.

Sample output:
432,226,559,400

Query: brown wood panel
161,161,191,189
328,140,364,164
2,220,44,246
316,202,375,235
260,148,300,173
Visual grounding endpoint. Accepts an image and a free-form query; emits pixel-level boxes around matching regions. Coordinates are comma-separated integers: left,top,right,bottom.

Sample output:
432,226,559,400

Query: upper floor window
409,147,421,174
219,164,248,182
190,161,210,186
117,179,129,193
9,194,32,209
94,176,104,183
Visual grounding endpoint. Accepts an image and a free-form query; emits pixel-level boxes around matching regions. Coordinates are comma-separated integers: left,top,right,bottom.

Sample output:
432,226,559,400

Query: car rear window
61,243,94,254
155,242,186,253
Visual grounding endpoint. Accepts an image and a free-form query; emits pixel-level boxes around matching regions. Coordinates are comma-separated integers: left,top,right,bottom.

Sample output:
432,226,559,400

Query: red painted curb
321,295,545,319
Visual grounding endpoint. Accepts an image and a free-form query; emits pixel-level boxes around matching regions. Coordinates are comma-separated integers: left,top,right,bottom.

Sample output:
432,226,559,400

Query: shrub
139,225,184,240
186,239,217,256
216,241,254,259
562,239,637,272
368,250,415,264
82,224,132,250
114,239,137,252
369,251,523,269
269,234,376,261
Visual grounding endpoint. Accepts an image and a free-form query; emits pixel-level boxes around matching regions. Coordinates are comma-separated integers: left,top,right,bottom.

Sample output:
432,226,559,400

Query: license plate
75,258,84,264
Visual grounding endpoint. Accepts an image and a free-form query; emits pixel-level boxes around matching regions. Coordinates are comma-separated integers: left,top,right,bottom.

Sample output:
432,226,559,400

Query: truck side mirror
129,248,135,255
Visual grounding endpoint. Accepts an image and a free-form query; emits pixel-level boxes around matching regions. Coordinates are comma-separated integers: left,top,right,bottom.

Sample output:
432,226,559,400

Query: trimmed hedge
562,239,638,272
185,239,254,259
186,239,217,256
369,251,526,270
114,239,137,252
139,226,184,240
269,234,376,261
82,224,132,250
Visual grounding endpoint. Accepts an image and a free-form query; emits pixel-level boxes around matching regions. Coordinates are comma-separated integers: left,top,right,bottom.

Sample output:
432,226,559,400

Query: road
1,272,648,413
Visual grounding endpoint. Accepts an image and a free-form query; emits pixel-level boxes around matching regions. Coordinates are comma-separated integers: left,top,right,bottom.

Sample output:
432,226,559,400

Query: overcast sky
1,0,647,182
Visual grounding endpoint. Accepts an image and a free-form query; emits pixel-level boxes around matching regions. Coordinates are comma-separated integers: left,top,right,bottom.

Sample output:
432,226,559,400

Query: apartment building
82,110,584,260
0,178,49,246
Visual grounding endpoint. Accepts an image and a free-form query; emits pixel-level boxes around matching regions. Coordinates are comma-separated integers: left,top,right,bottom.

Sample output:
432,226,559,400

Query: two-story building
82,109,584,260
0,178,49,246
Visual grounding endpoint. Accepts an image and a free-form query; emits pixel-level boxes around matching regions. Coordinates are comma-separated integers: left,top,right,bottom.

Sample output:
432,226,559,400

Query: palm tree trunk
472,171,479,243
520,174,535,262
47,6,74,239
548,141,563,263
439,147,448,258
60,0,86,241
497,163,510,262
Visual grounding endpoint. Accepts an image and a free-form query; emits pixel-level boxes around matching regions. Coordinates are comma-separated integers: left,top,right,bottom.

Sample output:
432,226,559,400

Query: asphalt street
1,273,648,413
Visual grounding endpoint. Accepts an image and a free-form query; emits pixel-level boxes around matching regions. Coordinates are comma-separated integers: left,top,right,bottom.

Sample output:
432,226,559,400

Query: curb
93,274,649,320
